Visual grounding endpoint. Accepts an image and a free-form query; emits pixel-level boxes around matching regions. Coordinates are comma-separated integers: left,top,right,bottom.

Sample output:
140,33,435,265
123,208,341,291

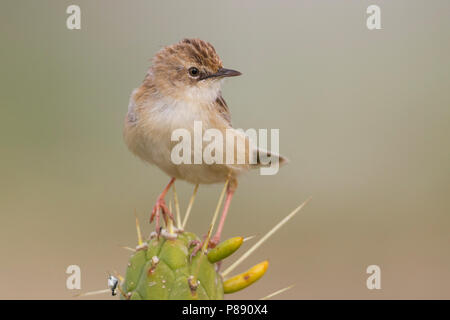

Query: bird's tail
252,148,289,168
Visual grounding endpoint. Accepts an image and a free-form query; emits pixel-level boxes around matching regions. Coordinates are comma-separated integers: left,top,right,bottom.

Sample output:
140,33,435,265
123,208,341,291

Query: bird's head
150,38,241,101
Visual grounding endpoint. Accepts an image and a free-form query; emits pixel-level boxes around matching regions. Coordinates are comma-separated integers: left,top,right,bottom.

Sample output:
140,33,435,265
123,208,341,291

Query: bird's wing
212,95,288,171
215,92,232,125
223,128,288,171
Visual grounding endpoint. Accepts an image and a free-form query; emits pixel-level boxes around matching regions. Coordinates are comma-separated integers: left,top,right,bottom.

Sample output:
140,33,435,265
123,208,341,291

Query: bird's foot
188,235,220,261
208,235,220,249
150,195,174,233
189,240,202,261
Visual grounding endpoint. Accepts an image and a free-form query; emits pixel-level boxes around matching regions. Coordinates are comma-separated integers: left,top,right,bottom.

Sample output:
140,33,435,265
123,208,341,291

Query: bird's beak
200,68,242,80
215,68,242,78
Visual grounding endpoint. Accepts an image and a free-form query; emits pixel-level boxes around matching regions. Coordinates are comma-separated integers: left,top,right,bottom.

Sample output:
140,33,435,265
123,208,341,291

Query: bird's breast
124,91,236,185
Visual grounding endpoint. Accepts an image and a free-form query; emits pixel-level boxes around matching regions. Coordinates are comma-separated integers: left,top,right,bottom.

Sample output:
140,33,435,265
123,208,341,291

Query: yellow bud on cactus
207,237,243,263
79,186,309,300
223,260,269,294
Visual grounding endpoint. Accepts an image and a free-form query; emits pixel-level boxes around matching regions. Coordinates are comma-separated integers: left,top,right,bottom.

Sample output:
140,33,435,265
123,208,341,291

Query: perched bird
124,38,286,247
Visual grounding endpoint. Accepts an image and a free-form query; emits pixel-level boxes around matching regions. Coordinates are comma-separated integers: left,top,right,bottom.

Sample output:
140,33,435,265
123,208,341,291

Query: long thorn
182,184,199,229
260,285,294,300
134,210,143,246
167,199,174,234
191,180,229,289
202,179,229,253
222,197,311,278
75,289,111,297
119,246,136,253
172,183,182,229
243,235,257,242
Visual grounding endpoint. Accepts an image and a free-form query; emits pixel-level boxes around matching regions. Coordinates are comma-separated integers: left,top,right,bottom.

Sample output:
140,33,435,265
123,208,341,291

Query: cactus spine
79,182,310,300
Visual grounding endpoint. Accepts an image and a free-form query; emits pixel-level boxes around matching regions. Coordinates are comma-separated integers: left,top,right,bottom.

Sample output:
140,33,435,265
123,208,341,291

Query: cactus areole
108,192,309,300
121,231,224,300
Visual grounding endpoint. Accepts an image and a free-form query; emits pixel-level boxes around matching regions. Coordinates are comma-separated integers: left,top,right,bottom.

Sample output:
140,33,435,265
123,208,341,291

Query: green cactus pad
121,232,224,300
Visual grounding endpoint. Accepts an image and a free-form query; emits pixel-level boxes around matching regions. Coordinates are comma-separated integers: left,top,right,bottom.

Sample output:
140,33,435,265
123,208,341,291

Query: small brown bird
124,38,286,246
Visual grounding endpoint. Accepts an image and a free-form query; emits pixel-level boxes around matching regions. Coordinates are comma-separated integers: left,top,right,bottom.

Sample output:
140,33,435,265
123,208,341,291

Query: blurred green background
0,0,449,299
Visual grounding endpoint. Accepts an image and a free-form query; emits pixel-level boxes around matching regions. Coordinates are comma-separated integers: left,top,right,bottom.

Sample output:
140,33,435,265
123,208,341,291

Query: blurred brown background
0,0,449,299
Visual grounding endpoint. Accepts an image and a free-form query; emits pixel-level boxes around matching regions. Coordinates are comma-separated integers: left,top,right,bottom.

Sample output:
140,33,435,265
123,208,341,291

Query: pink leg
210,189,235,248
189,187,235,259
150,178,176,231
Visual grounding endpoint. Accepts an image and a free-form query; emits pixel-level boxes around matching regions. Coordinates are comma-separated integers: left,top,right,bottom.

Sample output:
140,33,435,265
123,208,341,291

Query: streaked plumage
123,38,286,243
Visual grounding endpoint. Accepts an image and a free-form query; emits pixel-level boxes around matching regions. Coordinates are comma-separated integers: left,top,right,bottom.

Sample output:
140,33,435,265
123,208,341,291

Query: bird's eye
188,67,200,77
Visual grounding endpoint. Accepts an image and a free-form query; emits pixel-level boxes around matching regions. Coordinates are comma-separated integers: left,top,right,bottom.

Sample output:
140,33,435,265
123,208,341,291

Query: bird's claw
150,196,174,233
189,240,202,261
188,235,220,261
208,235,220,249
